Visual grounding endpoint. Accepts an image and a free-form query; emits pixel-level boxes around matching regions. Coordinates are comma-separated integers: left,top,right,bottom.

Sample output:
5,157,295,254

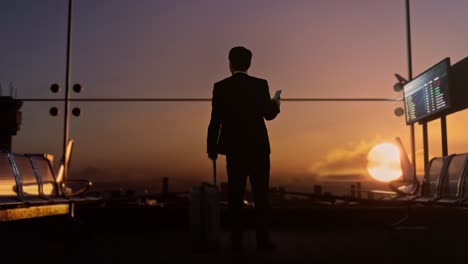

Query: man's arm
207,84,221,160
263,80,281,121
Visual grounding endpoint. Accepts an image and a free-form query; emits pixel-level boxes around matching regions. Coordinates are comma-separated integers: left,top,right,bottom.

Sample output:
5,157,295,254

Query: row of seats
0,139,101,214
381,152,468,206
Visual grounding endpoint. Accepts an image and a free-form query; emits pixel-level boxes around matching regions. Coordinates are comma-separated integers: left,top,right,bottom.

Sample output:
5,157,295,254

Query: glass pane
71,0,406,98
412,0,468,172
6,1,424,201
412,0,468,76
0,1,67,98
58,101,411,197
66,1,411,198
1,0,65,167
13,102,63,161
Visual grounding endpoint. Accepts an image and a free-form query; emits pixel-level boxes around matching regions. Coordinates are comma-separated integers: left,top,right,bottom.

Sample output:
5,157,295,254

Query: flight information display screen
403,58,451,125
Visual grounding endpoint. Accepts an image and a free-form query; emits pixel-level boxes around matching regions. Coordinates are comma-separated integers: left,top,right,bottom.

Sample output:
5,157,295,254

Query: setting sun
367,143,402,182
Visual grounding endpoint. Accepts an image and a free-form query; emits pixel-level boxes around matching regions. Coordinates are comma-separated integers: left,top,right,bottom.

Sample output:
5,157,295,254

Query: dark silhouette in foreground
207,46,281,252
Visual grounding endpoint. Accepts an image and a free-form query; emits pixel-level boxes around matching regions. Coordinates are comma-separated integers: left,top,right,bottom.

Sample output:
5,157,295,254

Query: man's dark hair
229,46,252,71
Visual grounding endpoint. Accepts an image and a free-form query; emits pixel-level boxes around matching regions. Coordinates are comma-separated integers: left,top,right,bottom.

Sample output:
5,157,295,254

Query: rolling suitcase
190,160,220,252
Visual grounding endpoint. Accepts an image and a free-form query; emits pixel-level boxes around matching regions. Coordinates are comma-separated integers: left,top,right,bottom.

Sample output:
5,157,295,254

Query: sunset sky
2,0,468,193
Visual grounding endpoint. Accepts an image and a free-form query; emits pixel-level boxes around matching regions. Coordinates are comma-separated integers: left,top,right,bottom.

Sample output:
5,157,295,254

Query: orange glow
0,181,16,195
367,143,402,182
42,183,54,195
56,165,64,183
22,184,40,195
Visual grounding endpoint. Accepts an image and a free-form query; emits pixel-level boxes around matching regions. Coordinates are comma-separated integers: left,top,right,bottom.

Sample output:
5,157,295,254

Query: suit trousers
226,152,271,245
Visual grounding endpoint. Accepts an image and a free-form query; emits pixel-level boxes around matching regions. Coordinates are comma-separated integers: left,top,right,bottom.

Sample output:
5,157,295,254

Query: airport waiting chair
0,152,25,207
390,154,466,229
392,155,451,203
10,153,53,205
432,153,468,206
8,139,97,203
0,139,99,222
9,149,92,205
455,157,468,206
27,154,73,203
55,139,101,202
411,155,455,204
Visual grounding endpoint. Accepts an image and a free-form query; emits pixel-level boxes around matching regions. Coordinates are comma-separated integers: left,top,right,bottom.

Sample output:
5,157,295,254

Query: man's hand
273,97,281,107
208,152,218,160
275,97,281,107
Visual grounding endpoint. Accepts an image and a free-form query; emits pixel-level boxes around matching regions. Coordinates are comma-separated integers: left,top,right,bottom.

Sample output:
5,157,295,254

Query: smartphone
273,89,282,101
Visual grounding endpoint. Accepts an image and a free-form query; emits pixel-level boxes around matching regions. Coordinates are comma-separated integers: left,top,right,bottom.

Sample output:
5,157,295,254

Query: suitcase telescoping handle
212,159,217,187
201,159,217,189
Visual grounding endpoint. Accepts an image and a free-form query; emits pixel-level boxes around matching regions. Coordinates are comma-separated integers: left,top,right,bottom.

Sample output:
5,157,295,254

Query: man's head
229,46,252,73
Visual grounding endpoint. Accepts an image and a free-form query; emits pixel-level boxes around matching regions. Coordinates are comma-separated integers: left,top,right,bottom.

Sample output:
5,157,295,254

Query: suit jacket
207,73,280,156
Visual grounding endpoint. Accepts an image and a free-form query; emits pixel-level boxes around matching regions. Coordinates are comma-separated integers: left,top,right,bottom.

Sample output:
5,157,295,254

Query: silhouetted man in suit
207,46,281,252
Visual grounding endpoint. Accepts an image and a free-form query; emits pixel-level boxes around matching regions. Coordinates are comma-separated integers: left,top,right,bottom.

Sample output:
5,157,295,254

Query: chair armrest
389,180,420,196
61,179,92,197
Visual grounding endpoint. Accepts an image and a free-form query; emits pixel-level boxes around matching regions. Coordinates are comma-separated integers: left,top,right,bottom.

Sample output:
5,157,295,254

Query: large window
9,1,450,196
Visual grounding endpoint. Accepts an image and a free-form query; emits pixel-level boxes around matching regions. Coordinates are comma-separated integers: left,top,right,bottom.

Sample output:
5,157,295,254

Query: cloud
308,137,389,182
